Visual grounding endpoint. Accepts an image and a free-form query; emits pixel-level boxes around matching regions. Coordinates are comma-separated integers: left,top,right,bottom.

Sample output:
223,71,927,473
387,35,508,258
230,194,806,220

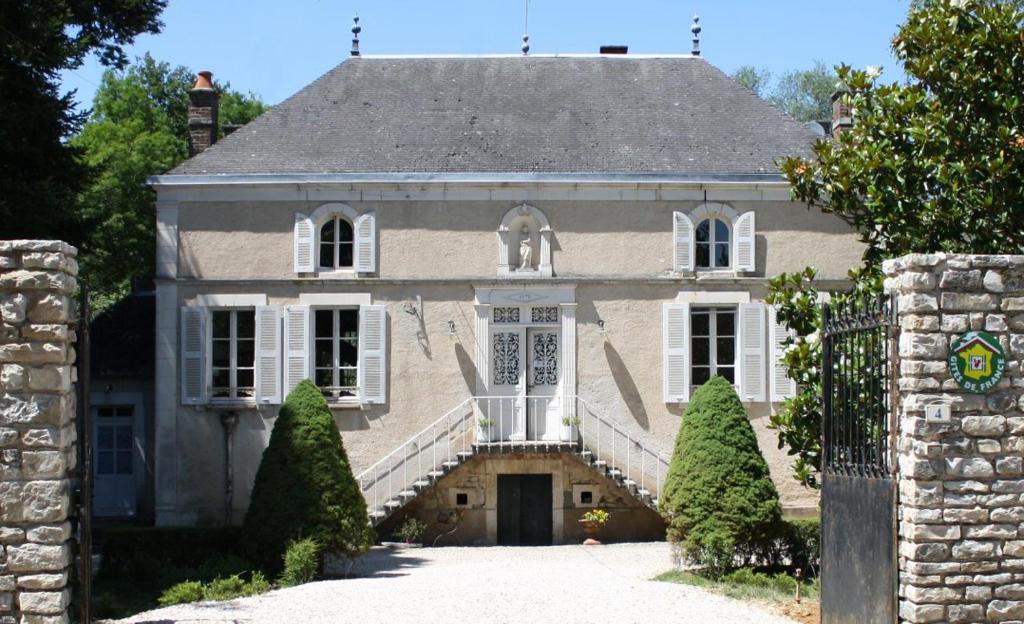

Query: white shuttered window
358,305,387,404
354,212,377,273
733,211,756,272
662,303,691,402
283,305,311,396
738,303,767,402
294,213,314,273
255,305,282,404
672,212,695,272
180,307,207,405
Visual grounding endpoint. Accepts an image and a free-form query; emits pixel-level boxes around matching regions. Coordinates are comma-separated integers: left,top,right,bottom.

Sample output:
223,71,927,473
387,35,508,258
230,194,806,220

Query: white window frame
312,307,361,406
674,202,756,275
689,306,738,391
296,203,377,277
318,215,356,272
208,308,257,404
695,217,732,270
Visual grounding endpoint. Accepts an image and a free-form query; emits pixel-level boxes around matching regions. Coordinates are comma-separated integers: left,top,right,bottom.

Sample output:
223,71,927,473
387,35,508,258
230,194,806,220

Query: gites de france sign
949,331,1006,393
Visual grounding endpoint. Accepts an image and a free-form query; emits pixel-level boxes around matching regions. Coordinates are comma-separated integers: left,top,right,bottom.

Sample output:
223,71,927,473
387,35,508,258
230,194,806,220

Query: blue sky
60,0,911,110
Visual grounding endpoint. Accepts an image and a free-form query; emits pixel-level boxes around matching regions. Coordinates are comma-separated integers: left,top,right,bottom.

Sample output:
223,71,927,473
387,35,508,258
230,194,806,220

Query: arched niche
497,204,552,277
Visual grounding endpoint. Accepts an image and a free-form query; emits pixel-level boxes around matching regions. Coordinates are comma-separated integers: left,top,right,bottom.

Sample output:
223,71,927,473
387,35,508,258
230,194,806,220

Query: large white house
146,44,861,544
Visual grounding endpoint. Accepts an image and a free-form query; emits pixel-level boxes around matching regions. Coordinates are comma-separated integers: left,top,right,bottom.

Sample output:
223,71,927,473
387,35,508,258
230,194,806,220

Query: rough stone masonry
886,253,1024,624
0,241,78,624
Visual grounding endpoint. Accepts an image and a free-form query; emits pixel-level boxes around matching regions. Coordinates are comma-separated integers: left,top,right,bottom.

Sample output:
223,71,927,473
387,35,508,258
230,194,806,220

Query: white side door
489,327,526,441
527,328,561,440
93,406,137,517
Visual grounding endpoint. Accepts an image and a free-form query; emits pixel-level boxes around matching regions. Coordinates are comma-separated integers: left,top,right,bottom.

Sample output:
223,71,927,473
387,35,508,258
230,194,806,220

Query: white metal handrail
355,394,673,520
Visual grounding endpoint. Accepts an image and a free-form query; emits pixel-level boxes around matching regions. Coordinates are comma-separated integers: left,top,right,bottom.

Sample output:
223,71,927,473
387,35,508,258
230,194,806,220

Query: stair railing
575,396,671,504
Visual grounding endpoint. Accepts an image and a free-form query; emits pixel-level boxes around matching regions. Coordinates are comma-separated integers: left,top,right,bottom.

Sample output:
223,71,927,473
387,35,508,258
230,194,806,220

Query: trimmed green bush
243,380,373,572
660,376,784,576
279,538,321,587
781,517,820,573
158,581,204,607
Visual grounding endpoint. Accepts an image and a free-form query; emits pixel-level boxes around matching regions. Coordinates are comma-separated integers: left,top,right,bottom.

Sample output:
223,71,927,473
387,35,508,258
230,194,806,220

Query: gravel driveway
109,542,795,624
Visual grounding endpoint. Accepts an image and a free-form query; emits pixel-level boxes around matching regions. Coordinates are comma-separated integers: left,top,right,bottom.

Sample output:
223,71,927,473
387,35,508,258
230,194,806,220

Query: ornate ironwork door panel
526,329,560,440
490,328,525,439
821,294,898,624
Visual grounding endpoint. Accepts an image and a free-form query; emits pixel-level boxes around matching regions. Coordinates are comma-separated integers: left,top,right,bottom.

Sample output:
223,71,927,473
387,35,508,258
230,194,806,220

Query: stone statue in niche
517,225,534,270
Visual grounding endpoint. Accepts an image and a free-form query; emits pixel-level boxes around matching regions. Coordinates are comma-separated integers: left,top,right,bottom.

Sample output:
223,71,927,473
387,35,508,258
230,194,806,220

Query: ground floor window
96,406,133,475
314,308,359,400
211,309,255,399
691,307,736,387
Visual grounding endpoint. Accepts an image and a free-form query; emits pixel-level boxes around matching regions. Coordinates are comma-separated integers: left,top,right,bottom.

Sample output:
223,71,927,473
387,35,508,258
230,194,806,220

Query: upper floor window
696,218,730,269
211,309,255,400
319,217,354,270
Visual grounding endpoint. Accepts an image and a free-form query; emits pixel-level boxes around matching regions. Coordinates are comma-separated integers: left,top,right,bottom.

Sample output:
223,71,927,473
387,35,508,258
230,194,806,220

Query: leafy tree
660,377,783,577
732,62,837,122
771,0,1024,485
0,0,165,246
72,54,265,303
243,380,373,573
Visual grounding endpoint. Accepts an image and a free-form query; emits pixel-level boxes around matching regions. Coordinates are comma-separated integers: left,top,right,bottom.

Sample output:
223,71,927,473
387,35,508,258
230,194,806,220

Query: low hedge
97,526,245,580
779,517,820,573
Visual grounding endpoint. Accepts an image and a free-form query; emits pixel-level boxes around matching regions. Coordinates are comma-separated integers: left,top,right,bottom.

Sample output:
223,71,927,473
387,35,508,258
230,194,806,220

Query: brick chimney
187,71,219,157
831,87,852,138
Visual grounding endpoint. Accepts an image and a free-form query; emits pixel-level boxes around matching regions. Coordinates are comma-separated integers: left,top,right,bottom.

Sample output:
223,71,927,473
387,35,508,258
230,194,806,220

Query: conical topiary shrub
660,376,783,576
243,379,373,572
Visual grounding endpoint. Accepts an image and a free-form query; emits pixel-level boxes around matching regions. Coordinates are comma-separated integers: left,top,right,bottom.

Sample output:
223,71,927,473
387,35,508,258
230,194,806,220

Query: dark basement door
497,474,553,545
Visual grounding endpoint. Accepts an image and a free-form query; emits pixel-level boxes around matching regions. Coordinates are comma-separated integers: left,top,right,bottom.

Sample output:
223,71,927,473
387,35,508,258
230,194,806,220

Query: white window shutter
734,211,756,272
354,211,376,273
662,303,691,403
255,305,282,404
294,213,314,273
672,212,695,272
180,306,207,405
769,306,798,402
359,304,387,404
738,303,767,402
283,305,310,397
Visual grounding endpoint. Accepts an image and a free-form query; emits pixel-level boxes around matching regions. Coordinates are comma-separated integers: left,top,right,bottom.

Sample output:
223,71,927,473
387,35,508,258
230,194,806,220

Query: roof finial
521,0,530,55
690,13,701,56
351,14,361,57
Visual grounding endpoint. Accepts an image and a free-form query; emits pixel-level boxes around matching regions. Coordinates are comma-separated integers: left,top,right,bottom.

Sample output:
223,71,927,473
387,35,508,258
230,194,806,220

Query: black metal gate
821,293,898,624
71,290,93,623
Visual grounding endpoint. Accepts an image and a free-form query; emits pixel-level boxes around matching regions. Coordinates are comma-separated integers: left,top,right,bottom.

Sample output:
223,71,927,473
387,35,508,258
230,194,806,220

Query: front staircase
355,396,671,526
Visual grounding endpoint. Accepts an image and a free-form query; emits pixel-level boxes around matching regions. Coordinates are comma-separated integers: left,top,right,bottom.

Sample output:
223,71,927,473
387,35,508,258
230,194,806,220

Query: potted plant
560,415,580,442
476,417,496,442
579,508,610,544
393,516,428,548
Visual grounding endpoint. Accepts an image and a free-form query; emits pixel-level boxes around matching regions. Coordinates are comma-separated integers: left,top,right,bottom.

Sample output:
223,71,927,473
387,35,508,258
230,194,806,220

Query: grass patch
655,568,819,604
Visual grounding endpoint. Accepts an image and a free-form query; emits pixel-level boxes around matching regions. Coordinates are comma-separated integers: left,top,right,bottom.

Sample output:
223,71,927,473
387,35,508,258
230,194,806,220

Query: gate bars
821,293,898,479
72,289,93,623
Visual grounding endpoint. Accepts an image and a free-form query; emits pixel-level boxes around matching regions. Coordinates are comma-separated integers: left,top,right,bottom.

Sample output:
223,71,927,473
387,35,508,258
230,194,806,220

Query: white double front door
490,326,561,440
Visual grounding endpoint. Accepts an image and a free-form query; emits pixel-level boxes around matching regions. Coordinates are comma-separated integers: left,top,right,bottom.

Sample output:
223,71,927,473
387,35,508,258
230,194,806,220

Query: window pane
338,242,354,268
315,339,333,368
691,335,710,366
116,451,133,475
314,368,332,388
115,407,132,419
339,340,358,367
692,367,711,386
696,243,710,268
338,219,354,243
691,311,710,336
236,339,255,367
340,368,358,390
98,425,114,449
715,242,730,267
212,369,230,390
97,451,114,475
715,218,729,242
338,310,359,338
237,369,254,390
115,425,132,450
320,219,335,242
718,366,736,384
212,311,230,338
315,310,333,339
716,337,735,365
212,340,230,367
716,311,735,336
319,243,335,269
695,220,710,243
236,311,255,339
98,407,115,418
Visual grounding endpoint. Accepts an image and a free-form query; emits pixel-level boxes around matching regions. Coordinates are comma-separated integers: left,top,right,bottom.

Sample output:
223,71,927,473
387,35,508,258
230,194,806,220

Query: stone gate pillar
886,253,1024,623
0,241,79,624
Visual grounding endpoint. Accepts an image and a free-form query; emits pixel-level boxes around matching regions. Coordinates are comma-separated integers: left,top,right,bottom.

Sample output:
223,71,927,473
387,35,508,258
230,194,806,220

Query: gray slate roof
171,56,817,176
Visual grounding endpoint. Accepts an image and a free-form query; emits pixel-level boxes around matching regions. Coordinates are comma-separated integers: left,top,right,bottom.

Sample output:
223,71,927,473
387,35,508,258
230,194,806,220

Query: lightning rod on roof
691,14,701,56
351,14,361,57
521,0,530,55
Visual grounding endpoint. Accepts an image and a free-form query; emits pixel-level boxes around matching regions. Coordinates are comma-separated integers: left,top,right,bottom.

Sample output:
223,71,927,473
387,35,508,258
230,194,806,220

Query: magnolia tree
769,0,1024,487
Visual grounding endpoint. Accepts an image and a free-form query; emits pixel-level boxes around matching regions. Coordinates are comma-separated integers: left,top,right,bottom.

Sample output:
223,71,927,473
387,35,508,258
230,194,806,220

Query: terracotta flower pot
580,519,602,544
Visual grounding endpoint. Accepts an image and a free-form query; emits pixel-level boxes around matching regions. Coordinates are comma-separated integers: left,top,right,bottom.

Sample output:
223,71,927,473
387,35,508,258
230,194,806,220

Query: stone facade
886,253,1024,623
0,241,78,624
